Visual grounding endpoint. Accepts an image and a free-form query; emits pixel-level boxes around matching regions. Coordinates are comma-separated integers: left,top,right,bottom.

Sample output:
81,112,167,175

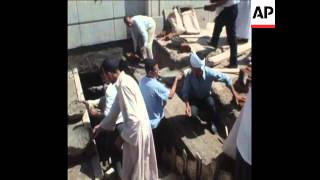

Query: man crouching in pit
182,52,245,136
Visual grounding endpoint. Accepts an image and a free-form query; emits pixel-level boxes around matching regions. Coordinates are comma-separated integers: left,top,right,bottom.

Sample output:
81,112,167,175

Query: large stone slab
164,94,224,180
68,123,92,156
68,100,87,121
68,73,87,121
212,82,233,107
154,23,228,70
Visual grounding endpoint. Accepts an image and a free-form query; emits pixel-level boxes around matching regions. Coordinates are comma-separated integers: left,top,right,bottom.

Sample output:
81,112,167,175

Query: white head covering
190,52,205,69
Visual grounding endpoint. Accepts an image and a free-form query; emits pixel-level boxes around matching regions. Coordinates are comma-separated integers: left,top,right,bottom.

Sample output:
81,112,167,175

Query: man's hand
89,108,101,117
185,103,192,117
93,124,105,138
79,100,90,109
126,52,139,58
235,94,246,106
175,73,183,81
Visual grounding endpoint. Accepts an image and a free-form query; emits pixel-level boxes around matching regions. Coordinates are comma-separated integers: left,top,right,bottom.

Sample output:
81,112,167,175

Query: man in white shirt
82,67,123,126
124,15,156,60
208,0,240,68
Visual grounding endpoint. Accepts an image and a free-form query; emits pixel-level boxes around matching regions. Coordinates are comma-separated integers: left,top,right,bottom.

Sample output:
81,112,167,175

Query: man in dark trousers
209,0,240,68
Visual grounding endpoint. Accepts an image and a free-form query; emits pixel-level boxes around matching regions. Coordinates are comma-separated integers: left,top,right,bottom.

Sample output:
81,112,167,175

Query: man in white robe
93,57,158,180
223,87,251,180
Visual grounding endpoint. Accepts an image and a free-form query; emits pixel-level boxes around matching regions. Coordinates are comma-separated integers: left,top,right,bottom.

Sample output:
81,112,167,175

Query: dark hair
101,57,120,73
144,58,157,74
123,16,130,24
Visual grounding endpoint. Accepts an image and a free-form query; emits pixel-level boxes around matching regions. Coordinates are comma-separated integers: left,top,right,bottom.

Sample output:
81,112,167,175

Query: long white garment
223,88,251,166
236,88,251,165
236,0,251,39
100,71,158,180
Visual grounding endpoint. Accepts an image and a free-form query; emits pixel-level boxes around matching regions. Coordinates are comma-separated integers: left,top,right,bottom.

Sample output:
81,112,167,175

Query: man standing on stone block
139,59,182,165
124,15,156,60
208,0,240,68
93,57,158,180
182,52,244,135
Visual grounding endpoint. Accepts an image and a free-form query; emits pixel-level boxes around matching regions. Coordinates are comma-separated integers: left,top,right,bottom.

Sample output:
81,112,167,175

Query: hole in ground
79,72,104,100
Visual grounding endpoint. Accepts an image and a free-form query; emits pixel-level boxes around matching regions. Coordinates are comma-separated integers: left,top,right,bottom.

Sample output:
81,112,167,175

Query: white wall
68,0,128,49
68,0,213,50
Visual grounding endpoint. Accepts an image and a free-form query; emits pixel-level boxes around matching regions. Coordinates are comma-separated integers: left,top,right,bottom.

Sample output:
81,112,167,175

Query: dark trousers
96,128,122,164
152,118,167,165
211,4,238,65
235,148,251,180
189,95,221,128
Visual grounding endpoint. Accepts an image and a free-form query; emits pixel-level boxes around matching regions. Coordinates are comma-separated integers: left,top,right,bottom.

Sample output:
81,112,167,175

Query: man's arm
208,68,233,87
80,99,104,118
208,68,245,105
168,73,183,99
228,84,246,106
93,93,121,137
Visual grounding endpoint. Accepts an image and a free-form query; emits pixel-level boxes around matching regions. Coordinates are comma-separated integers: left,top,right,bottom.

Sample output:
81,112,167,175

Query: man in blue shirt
182,52,244,135
139,59,182,163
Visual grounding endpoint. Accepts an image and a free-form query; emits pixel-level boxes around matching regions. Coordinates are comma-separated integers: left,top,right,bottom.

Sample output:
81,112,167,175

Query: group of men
123,0,251,69
79,0,251,179
82,52,245,179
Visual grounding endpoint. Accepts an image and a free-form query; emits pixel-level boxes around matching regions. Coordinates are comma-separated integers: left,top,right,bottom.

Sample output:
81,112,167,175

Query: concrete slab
68,123,91,156
154,23,227,69
154,22,251,70
68,72,86,120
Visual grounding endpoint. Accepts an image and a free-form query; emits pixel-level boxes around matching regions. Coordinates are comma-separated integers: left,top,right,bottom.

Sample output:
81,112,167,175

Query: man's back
116,72,151,134
112,72,158,180
132,15,155,30
139,77,169,129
